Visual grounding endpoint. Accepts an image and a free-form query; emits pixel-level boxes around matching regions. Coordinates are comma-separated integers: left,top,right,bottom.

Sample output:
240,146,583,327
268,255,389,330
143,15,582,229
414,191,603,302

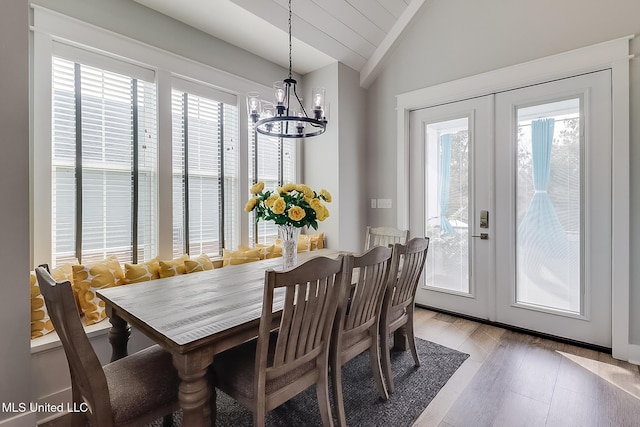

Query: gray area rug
152,338,469,426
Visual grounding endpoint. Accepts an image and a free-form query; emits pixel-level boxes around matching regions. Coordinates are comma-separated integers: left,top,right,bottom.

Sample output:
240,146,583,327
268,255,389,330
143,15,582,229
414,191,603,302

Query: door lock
480,210,489,228
472,233,489,240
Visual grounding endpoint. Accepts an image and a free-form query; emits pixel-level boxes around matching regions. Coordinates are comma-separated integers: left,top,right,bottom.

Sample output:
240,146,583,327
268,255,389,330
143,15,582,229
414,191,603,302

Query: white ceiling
133,0,427,87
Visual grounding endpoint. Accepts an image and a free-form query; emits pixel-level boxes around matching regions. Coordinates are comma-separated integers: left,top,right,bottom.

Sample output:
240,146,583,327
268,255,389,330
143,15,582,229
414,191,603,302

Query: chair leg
406,309,420,367
369,329,389,400
380,321,395,395
253,406,266,427
330,352,347,427
317,366,335,427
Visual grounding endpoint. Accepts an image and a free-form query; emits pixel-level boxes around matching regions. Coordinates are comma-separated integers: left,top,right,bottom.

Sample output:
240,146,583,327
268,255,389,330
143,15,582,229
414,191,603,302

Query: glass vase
278,224,301,270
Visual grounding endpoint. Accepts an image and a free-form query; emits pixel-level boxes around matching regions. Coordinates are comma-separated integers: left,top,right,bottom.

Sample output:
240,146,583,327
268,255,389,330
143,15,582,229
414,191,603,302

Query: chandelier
247,0,327,139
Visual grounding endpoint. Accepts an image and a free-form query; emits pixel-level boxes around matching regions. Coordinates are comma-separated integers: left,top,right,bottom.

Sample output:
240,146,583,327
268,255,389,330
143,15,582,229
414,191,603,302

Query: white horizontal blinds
52,57,77,265
172,85,239,257
187,94,221,256
80,63,134,263
136,81,158,262
171,90,186,257
51,55,157,265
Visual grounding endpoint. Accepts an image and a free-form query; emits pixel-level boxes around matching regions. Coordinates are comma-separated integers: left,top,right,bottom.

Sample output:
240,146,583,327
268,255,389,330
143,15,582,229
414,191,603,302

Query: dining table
97,248,342,427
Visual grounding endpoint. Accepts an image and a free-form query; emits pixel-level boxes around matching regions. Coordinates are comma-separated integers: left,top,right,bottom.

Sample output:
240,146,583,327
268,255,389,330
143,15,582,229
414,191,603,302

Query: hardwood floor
40,307,640,427
411,308,640,427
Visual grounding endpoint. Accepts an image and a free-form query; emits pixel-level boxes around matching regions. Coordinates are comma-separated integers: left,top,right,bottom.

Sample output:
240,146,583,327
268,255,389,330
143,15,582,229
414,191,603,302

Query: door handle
472,233,489,240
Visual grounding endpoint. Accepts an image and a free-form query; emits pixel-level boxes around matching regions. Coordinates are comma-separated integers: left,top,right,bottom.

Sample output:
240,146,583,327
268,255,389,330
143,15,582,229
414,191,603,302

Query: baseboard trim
415,303,613,355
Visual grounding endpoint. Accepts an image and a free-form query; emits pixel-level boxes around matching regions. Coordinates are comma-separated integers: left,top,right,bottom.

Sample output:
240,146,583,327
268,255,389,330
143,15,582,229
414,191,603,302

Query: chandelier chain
288,0,292,79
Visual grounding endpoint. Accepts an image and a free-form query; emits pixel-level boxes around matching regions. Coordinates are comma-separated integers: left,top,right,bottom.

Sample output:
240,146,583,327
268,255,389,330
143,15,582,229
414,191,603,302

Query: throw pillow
30,271,55,339
185,254,214,274
158,254,189,278
124,258,160,284
72,258,126,325
222,248,261,267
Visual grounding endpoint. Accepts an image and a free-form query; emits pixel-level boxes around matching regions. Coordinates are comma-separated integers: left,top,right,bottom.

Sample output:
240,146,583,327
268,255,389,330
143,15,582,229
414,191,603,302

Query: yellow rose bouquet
245,181,331,229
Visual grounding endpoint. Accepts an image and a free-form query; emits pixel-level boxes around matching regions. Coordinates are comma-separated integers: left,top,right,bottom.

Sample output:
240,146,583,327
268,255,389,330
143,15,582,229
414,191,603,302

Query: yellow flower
320,189,332,202
282,183,297,192
272,197,286,214
316,205,330,221
309,198,323,212
265,193,279,208
250,181,265,194
245,196,258,212
298,184,314,199
288,206,306,222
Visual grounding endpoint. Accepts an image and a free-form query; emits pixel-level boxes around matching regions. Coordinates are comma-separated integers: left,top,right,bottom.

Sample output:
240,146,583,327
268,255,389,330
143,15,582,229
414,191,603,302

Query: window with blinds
51,56,157,265
248,129,297,245
171,89,239,258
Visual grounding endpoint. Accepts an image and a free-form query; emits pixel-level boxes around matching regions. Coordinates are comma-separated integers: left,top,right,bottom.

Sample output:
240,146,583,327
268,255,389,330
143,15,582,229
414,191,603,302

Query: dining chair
212,255,351,427
379,237,430,394
330,246,393,427
364,226,409,250
34,266,180,427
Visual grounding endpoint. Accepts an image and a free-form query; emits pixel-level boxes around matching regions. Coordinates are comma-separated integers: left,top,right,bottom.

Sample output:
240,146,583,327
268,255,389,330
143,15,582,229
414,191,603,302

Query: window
248,130,297,245
52,56,157,265
171,88,239,257
35,12,299,267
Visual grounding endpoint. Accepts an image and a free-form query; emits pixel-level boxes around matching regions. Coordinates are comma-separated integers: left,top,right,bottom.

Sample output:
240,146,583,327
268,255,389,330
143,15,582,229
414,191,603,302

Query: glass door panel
424,118,470,293
516,99,581,313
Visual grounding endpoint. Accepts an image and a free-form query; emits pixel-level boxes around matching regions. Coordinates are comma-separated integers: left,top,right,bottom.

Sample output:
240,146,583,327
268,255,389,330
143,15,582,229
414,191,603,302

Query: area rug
151,338,469,426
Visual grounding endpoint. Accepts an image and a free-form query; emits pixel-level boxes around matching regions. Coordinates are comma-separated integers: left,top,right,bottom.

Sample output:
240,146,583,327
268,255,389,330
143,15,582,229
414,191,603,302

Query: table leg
107,311,130,362
173,352,215,427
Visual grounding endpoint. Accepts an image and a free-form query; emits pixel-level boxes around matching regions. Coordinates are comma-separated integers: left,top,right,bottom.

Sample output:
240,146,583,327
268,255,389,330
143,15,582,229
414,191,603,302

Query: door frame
396,36,632,360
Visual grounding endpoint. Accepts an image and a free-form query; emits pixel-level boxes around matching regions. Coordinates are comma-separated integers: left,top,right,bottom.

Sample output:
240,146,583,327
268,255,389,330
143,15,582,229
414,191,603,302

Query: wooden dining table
97,249,342,427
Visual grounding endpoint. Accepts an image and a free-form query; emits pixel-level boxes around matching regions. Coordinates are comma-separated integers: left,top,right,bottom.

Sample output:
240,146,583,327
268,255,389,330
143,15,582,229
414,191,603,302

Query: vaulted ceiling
133,0,427,87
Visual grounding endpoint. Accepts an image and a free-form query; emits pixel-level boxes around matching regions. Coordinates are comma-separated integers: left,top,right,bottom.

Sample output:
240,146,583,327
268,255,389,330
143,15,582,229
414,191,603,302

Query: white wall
366,0,640,345
0,0,33,425
303,63,366,252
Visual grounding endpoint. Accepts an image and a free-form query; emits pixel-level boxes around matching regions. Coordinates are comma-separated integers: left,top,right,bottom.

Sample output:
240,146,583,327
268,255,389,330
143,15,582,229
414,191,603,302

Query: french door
409,96,494,320
411,71,612,347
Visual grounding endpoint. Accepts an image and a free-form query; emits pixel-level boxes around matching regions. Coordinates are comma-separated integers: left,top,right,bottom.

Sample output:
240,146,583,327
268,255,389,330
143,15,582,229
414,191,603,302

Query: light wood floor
41,307,640,427
411,308,640,427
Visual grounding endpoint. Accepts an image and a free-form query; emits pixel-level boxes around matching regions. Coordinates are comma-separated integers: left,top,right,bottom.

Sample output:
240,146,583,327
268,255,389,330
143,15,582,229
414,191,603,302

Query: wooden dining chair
34,266,180,427
379,237,430,394
330,246,393,427
364,226,409,250
212,255,351,427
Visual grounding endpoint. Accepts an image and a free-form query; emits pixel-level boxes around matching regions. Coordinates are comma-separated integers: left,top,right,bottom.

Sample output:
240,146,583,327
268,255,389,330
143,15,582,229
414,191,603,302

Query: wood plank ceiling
133,0,427,87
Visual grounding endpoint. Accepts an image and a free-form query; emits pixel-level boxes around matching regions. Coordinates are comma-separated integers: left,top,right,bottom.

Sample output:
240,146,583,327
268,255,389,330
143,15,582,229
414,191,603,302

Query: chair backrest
385,237,430,311
364,226,409,250
35,267,111,424
255,255,350,393
337,246,393,340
